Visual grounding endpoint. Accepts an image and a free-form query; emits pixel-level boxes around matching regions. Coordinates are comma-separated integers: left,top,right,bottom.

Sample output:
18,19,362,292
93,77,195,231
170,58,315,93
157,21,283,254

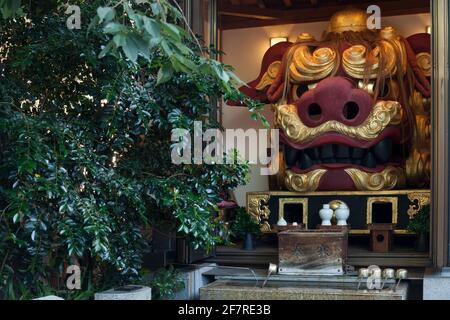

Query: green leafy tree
230,207,262,240
407,204,430,235
146,265,185,300
0,0,22,19
0,0,263,299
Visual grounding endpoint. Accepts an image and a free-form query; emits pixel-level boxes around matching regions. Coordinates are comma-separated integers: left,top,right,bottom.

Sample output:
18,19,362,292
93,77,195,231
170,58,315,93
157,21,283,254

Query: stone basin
200,280,408,300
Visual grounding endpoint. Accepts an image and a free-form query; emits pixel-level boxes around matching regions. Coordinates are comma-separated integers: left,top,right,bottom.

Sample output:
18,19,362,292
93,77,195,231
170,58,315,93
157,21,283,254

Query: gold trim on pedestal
278,198,309,228
407,192,431,219
349,229,413,235
246,193,271,232
366,197,399,225
245,190,430,234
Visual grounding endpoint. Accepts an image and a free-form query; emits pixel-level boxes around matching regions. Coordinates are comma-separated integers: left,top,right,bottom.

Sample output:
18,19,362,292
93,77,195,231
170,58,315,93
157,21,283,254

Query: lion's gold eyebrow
342,41,406,79
289,45,337,83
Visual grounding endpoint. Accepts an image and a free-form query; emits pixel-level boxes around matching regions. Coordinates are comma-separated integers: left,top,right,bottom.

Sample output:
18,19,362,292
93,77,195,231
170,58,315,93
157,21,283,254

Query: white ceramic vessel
319,204,333,226
277,217,288,226
335,204,350,226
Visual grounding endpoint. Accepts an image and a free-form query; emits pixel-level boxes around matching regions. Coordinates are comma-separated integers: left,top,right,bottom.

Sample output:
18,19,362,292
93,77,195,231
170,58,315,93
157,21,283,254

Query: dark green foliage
407,204,430,235
0,0,21,19
0,0,262,299
146,265,185,300
230,207,262,240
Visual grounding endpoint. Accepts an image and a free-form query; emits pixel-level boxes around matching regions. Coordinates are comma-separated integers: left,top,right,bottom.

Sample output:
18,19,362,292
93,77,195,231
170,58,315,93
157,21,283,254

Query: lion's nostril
308,103,322,121
343,101,359,120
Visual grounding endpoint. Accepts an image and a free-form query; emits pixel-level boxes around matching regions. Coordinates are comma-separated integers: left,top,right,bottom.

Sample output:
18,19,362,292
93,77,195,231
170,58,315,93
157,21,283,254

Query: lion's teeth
284,145,300,167
298,152,314,170
373,138,393,164
351,146,365,159
335,144,350,158
284,139,396,170
362,150,377,168
320,144,334,159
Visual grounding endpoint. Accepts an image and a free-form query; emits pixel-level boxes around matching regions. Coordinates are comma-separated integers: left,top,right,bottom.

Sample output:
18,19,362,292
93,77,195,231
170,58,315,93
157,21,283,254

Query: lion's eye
358,80,375,95
357,80,392,98
307,83,318,90
292,83,317,100
378,82,390,98
296,84,309,98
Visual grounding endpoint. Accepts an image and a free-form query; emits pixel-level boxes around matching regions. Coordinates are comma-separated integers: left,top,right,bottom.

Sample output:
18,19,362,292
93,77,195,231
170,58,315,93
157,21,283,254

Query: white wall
221,13,431,207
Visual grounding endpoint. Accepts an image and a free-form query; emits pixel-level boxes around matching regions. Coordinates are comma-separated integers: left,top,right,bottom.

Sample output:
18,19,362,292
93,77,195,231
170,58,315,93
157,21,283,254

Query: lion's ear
226,41,292,106
405,33,431,97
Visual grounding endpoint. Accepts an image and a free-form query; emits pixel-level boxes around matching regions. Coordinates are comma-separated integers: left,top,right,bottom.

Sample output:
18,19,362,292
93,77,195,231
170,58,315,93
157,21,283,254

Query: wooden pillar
180,0,205,35
208,0,219,124
431,0,450,267
181,0,193,28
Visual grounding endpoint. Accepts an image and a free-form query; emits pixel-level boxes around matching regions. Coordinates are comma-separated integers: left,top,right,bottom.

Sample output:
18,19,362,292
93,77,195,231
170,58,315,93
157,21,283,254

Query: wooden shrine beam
219,11,277,20
219,3,280,20
219,0,430,29
283,0,293,8
257,0,266,9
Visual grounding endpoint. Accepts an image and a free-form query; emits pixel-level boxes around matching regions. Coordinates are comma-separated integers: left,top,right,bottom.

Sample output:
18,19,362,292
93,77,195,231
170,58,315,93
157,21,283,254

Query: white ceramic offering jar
335,203,350,226
277,217,288,226
319,204,333,226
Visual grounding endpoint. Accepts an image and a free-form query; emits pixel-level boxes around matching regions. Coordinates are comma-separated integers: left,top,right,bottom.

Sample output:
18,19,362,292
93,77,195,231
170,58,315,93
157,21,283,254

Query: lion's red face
281,74,409,191
232,26,431,192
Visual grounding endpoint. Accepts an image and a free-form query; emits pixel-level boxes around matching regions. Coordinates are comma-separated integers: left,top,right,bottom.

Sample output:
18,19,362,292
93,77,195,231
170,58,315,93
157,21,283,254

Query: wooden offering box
369,224,395,253
278,230,348,276
272,224,305,233
316,225,351,232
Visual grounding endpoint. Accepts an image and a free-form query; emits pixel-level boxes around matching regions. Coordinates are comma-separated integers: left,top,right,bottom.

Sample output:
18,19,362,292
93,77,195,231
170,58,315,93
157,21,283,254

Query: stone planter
95,285,152,300
33,295,64,300
200,280,408,300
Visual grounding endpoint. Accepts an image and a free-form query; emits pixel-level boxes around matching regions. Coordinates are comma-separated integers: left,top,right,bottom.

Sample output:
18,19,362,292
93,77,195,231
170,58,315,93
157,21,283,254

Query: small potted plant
407,204,430,252
230,207,262,251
